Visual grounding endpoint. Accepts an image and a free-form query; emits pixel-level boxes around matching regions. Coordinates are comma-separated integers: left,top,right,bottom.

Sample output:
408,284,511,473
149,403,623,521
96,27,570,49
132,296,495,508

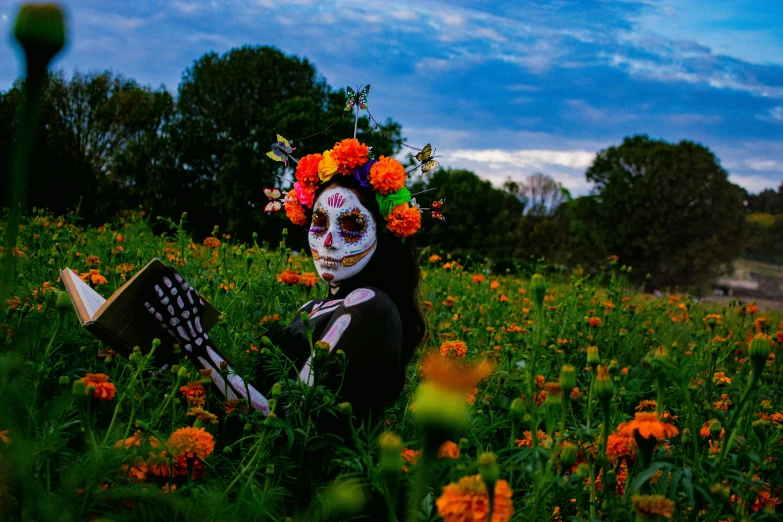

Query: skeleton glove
144,266,210,358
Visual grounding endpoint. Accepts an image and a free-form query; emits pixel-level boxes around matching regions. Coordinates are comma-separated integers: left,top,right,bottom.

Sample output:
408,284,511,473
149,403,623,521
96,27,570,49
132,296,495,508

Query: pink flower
294,182,314,208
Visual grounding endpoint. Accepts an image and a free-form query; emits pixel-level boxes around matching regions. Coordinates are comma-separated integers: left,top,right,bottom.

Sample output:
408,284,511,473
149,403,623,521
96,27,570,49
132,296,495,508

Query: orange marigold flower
440,340,468,357
436,474,514,522
180,381,206,407
438,440,460,459
167,427,215,460
332,138,370,174
278,270,300,285
299,272,318,288
295,153,323,190
472,274,485,284
589,317,603,328
442,295,457,307
85,255,101,267
115,430,161,449
490,280,500,290
636,400,657,411
82,373,116,400
516,430,552,448
187,407,219,425
744,303,759,315
419,352,495,393
284,191,308,226
632,494,675,519
203,236,221,249
606,432,636,460
465,387,477,405
617,412,678,441
714,393,732,411
401,447,421,472
368,155,406,194
429,254,442,263
713,371,732,385
385,203,421,237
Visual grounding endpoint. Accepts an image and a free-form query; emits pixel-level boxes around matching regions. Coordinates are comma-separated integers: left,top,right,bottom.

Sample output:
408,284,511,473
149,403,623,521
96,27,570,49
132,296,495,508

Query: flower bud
575,463,589,479
530,274,546,310
544,382,562,406
510,397,526,418
59,375,70,386
749,334,771,376
458,437,469,451
71,379,86,397
752,419,769,444
300,311,311,328
151,338,161,354
379,432,403,473
260,336,276,350
587,346,600,368
13,4,66,66
595,365,613,402
478,452,500,486
220,360,229,376
709,420,722,440
559,442,578,472
681,428,691,444
177,366,188,380
338,402,353,416
559,364,577,397
199,368,213,386
272,382,282,398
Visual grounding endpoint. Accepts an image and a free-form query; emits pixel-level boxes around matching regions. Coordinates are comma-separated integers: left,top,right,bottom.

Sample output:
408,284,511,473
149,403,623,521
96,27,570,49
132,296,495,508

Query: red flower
295,153,323,191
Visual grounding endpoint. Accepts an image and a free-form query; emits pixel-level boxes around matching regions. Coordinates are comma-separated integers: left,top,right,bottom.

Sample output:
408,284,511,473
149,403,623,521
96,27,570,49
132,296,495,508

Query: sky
1,0,782,196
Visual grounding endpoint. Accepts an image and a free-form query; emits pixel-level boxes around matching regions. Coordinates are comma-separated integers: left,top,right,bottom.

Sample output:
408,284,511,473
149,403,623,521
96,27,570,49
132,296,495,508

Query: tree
1,71,174,222
585,135,746,291
746,187,782,215
174,45,401,241
411,169,526,265
518,172,569,217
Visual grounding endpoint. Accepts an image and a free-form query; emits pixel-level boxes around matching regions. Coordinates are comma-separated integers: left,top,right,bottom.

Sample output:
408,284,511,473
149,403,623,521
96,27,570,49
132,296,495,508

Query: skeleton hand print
143,266,270,415
143,266,209,354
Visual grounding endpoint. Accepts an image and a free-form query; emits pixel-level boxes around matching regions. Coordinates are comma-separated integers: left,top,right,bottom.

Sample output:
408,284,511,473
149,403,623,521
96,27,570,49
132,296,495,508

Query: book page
63,268,106,320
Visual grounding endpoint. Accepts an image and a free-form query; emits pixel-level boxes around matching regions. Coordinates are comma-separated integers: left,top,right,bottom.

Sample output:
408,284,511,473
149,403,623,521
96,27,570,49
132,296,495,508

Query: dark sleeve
316,288,403,420
253,299,320,394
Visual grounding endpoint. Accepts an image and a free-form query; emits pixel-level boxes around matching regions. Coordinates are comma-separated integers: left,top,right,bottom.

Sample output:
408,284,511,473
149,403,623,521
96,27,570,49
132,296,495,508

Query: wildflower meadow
0,208,781,522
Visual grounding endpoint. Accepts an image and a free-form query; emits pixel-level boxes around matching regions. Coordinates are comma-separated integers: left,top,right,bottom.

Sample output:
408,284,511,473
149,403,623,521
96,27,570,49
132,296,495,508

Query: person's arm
143,267,271,415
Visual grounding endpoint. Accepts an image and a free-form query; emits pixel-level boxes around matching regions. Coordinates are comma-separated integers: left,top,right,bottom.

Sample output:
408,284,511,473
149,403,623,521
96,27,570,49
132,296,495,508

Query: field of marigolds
0,209,781,522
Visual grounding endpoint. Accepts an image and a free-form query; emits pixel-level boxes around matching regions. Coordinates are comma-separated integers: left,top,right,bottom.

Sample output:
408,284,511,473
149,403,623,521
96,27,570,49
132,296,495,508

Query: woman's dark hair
311,175,426,396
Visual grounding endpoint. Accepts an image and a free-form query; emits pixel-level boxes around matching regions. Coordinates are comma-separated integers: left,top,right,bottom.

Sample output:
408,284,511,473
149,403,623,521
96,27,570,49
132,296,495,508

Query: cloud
437,148,598,195
744,159,783,172
729,174,781,193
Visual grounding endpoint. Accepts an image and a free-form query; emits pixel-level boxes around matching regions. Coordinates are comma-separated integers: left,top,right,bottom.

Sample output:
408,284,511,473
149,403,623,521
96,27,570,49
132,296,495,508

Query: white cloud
744,159,783,171
729,174,781,193
448,149,596,170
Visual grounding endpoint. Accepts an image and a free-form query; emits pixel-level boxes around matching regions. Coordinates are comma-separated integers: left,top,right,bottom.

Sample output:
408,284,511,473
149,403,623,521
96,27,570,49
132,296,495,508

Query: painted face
309,186,377,284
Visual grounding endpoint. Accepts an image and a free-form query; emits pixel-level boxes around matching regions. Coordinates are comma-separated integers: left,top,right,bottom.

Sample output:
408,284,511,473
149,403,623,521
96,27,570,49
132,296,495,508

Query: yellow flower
318,150,338,181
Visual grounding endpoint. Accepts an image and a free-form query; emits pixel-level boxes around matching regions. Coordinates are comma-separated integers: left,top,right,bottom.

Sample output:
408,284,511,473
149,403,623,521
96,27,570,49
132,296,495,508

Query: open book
61,259,220,362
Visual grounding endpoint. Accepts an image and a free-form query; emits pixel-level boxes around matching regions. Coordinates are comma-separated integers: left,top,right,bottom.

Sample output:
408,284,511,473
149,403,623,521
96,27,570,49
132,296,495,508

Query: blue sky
2,0,782,195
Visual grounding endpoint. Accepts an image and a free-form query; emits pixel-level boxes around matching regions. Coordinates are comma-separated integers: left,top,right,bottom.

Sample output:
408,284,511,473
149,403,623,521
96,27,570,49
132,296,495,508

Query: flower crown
283,138,422,238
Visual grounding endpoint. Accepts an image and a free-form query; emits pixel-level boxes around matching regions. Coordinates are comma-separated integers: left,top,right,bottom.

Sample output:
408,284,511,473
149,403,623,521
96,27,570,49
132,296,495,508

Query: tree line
2,45,777,292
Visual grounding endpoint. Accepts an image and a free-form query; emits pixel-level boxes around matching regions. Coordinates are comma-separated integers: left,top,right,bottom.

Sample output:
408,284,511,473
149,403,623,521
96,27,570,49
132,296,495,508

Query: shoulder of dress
343,287,393,309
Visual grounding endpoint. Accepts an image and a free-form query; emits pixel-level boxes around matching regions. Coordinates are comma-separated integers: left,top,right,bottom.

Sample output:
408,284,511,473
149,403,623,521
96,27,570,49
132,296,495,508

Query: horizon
2,0,781,196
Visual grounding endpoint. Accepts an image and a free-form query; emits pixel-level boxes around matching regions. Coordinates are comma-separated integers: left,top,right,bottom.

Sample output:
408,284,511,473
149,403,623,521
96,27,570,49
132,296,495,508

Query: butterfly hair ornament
266,84,445,239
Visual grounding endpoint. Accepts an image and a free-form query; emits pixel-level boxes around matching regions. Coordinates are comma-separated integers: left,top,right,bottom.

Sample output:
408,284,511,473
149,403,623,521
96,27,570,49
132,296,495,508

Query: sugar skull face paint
309,186,377,283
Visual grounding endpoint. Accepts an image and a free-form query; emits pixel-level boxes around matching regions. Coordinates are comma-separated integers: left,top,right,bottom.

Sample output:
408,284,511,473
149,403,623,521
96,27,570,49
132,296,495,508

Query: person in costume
143,138,427,422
